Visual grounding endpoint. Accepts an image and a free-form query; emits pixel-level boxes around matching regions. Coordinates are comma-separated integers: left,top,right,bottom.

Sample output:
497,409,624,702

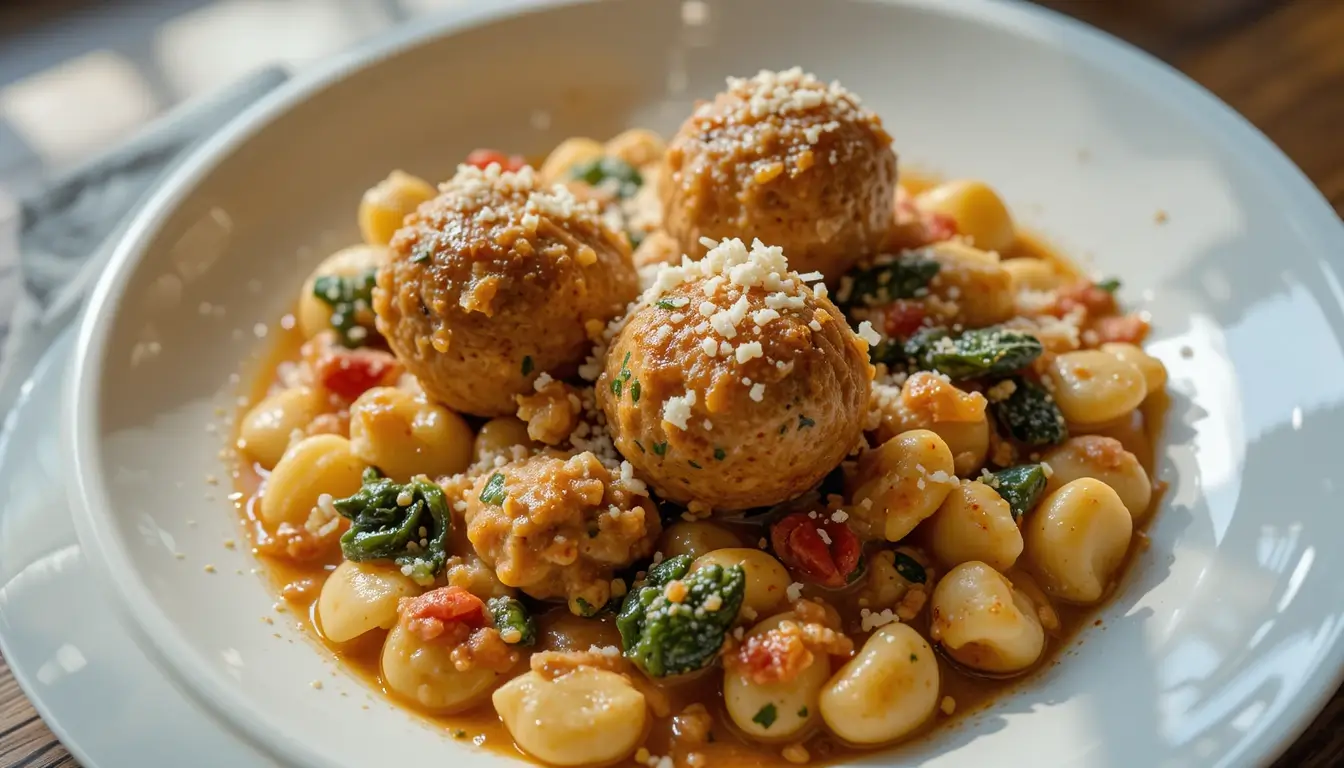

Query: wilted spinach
332,467,449,583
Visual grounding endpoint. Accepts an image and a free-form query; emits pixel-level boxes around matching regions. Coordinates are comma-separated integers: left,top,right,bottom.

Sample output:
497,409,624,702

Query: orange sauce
230,184,1167,767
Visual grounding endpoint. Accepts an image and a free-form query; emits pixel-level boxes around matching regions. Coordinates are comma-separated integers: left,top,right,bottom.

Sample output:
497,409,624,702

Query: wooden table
2,0,1344,765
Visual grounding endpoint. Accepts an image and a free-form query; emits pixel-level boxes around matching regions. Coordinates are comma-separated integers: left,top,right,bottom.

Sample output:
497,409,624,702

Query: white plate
62,0,1344,766
0,330,281,768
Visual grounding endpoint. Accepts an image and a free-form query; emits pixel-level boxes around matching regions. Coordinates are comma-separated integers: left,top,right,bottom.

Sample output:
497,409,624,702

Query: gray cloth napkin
0,66,290,413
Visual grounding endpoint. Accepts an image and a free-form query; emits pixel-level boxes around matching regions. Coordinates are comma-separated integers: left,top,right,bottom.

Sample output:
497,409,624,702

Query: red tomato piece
770,512,863,589
315,346,403,402
1052,280,1117,318
1091,314,1150,345
880,300,928,340
465,149,527,172
400,586,487,642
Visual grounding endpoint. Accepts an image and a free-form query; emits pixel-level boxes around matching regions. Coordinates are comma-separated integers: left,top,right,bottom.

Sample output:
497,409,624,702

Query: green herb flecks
798,415,816,430
332,467,450,583
714,447,726,461
688,460,702,469
1096,277,1121,293
631,380,641,403
753,703,778,729
521,356,534,376
653,442,668,456
612,351,633,399
480,472,508,505
797,706,809,719
312,267,379,348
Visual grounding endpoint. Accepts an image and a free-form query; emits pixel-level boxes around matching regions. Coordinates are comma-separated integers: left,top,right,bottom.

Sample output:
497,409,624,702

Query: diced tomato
315,346,403,402
1091,313,1150,345
770,512,863,589
892,197,958,249
923,211,958,243
465,149,527,172
880,300,928,340
400,586,487,642
733,627,812,685
1052,280,1117,319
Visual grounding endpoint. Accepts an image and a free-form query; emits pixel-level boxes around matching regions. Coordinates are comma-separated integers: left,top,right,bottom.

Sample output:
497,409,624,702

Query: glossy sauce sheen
232,179,1166,767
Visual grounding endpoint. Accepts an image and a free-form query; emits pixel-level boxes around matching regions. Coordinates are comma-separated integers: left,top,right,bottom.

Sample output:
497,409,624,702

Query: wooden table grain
2,0,1344,765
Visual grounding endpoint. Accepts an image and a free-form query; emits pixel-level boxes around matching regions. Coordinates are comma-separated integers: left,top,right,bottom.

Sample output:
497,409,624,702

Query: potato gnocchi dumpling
692,548,792,617
237,386,325,470
1045,350,1148,426
847,429,957,542
724,613,830,741
930,561,1045,674
493,668,648,766
658,521,742,560
1023,478,1134,603
297,244,388,341
347,386,473,482
820,623,940,745
380,623,499,713
913,180,1016,254
924,479,1023,573
1042,435,1153,521
259,434,364,528
317,559,421,643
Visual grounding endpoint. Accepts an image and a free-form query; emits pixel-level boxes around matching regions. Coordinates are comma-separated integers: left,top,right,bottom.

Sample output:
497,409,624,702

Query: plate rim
65,1,1344,767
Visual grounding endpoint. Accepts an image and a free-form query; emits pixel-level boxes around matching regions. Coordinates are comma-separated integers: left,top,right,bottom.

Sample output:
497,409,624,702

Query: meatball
598,238,872,512
464,451,660,614
374,163,639,416
660,68,898,281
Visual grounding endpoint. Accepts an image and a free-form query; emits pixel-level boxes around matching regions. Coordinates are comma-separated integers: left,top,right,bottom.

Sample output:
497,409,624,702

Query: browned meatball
598,238,873,512
464,451,660,614
660,68,898,281
374,164,639,416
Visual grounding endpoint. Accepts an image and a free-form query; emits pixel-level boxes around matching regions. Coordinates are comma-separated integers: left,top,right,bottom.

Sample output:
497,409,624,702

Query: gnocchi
237,386,324,469
259,434,364,528
819,623,940,745
924,241,1016,328
317,559,420,643
1045,350,1148,426
848,429,958,542
658,521,742,560
724,613,829,741
1023,478,1133,603
1042,435,1153,520
930,561,1045,674
472,417,535,462
1002,257,1062,293
924,480,1023,572
493,668,647,766
1100,342,1168,394
348,386,473,482
915,180,1016,253
380,623,499,712
357,170,437,247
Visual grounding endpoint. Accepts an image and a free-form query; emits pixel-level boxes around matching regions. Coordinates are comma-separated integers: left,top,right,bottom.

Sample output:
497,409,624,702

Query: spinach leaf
487,596,536,646
990,377,1068,447
617,556,744,677
841,253,940,308
989,464,1049,520
570,157,643,199
312,267,379,348
332,467,449,583
905,327,1043,380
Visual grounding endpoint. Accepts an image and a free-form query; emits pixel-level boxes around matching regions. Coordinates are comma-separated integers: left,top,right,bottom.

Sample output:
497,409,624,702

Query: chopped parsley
479,472,508,505
713,447,726,461
797,706,809,718
891,551,928,584
688,460,703,469
798,415,816,430
611,351,633,398
910,653,919,662
779,423,788,435
631,380,641,403
653,442,668,456
452,729,467,739
575,597,600,617
655,298,678,310
1096,277,1122,293
752,703,778,729
521,356,534,376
